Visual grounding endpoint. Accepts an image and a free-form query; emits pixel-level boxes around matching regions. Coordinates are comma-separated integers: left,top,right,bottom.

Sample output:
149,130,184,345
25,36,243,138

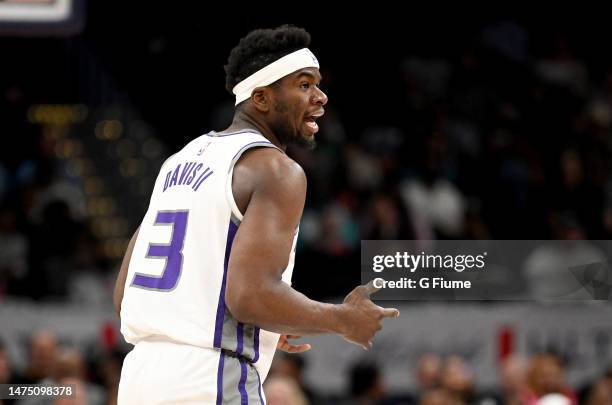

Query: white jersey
120,130,298,381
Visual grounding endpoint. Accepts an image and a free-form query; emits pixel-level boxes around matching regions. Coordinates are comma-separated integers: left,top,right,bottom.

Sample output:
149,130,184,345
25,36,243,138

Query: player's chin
296,131,317,149
297,125,317,148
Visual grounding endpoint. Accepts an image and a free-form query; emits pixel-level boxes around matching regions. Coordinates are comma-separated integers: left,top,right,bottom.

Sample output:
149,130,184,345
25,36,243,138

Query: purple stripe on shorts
236,322,244,355
216,351,225,405
252,327,260,363
256,367,265,405
239,358,248,405
213,221,238,348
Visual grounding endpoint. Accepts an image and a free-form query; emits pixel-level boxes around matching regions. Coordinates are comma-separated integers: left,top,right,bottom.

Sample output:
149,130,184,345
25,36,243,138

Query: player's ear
250,87,272,113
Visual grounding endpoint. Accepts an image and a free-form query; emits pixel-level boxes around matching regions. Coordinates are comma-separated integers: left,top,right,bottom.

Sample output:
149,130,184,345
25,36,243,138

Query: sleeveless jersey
120,130,298,381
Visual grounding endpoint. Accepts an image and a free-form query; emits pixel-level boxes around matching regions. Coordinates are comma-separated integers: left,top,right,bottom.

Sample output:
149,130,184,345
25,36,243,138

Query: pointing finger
380,307,400,318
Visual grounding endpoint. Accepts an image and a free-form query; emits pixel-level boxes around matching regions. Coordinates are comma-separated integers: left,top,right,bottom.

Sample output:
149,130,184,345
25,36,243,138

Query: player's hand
338,280,400,350
277,334,312,353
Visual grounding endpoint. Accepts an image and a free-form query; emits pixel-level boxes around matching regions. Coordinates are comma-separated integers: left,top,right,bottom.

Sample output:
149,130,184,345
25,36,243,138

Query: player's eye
300,82,310,89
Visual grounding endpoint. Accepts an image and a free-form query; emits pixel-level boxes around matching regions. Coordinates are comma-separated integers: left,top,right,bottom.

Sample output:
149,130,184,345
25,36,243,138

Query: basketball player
114,25,399,404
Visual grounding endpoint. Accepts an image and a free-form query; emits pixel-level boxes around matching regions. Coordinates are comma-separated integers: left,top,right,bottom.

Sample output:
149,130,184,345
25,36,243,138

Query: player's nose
313,86,328,106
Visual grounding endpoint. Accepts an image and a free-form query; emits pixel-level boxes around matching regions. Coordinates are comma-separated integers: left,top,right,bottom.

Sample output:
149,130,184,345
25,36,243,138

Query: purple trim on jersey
236,322,244,355
216,351,225,405
205,130,263,137
214,221,238,348
239,358,248,405
230,141,277,167
252,327,260,363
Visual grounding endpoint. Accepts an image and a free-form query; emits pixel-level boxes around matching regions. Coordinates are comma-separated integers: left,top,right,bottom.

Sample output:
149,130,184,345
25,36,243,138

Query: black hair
224,25,311,96
279,352,306,372
349,361,380,397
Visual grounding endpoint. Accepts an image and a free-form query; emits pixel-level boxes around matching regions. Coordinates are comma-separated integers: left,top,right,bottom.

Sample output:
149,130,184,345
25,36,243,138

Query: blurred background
2,2,612,404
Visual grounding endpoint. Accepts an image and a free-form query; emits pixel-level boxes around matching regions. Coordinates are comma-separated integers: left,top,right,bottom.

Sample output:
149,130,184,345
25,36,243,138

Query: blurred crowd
2,21,612,299
3,331,611,405
263,351,612,405
0,332,122,405
0,141,113,302
288,21,612,296
2,18,612,404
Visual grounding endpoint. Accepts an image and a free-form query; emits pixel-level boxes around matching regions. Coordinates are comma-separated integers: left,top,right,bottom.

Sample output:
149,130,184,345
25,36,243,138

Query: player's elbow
225,283,261,324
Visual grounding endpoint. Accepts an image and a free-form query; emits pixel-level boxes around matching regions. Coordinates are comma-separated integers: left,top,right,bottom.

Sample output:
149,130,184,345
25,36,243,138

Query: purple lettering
178,162,195,185
163,171,171,192
186,163,203,185
183,161,197,184
169,164,181,188
192,168,213,191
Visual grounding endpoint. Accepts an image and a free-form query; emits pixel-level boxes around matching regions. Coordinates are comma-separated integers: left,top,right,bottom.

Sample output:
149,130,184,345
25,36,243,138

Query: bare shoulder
234,147,306,197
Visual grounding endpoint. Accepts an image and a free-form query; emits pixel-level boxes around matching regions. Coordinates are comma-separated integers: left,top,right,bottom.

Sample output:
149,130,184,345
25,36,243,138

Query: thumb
361,280,381,297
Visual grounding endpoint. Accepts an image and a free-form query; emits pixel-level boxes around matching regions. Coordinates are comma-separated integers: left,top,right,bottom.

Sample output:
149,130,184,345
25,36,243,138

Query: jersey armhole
225,141,281,222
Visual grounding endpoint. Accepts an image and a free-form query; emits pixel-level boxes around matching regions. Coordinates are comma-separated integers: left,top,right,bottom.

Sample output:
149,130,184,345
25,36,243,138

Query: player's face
269,67,327,149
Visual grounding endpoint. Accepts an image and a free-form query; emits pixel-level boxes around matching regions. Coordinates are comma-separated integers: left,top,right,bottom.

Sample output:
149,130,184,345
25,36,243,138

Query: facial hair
272,100,316,150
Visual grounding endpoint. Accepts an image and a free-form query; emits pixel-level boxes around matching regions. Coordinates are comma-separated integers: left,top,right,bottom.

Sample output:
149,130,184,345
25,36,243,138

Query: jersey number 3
131,210,189,291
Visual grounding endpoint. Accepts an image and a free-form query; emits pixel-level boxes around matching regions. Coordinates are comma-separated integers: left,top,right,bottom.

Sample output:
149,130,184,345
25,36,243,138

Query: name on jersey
163,161,213,192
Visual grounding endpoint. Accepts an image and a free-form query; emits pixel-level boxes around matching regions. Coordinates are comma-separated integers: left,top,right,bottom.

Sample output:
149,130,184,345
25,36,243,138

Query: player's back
120,130,294,379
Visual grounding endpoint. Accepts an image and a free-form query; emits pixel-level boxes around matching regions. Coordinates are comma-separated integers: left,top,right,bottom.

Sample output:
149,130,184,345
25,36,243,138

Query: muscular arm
225,148,345,336
113,227,140,318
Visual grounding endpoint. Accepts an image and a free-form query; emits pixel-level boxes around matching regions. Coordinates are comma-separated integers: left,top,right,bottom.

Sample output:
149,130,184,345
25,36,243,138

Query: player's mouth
304,110,324,134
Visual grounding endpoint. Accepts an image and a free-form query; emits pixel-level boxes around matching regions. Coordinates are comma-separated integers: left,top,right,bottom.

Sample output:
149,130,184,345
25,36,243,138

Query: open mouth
304,110,324,134
304,116,319,133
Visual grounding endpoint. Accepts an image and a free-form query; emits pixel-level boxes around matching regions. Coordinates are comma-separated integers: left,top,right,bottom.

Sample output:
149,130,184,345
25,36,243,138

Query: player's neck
223,110,285,151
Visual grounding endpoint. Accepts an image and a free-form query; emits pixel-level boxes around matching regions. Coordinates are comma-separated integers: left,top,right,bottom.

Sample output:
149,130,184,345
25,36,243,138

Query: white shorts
118,339,266,404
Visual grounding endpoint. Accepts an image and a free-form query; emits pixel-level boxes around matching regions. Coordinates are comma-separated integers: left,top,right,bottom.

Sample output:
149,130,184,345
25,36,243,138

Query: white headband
232,48,320,105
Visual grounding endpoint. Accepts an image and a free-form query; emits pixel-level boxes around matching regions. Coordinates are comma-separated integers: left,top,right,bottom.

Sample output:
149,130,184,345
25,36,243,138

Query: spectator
419,388,461,405
16,331,58,384
344,362,388,405
416,353,442,391
264,376,309,405
0,204,28,298
499,355,529,405
269,353,319,404
440,356,476,404
523,354,577,404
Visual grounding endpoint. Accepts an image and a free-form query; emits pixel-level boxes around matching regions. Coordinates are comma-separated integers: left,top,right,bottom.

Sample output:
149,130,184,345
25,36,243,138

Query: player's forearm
226,279,347,336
